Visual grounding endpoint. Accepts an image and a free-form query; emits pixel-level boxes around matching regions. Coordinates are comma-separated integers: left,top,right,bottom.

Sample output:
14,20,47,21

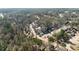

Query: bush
32,38,43,46
48,37,56,42
53,29,69,42
0,40,7,51
3,22,13,33
61,43,66,47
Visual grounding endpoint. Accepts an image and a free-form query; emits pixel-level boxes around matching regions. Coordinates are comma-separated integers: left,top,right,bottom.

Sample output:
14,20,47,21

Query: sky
0,0,79,8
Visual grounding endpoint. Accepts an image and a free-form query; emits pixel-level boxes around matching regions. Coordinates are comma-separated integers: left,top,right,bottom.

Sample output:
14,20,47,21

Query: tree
53,29,69,43
3,22,13,34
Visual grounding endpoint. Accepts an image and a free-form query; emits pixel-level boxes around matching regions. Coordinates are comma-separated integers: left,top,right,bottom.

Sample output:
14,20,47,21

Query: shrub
48,36,56,42
3,22,13,33
32,38,43,46
53,29,69,42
